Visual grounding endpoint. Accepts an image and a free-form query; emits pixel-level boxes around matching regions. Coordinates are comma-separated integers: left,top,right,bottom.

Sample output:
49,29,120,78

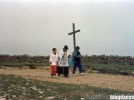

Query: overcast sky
0,0,134,56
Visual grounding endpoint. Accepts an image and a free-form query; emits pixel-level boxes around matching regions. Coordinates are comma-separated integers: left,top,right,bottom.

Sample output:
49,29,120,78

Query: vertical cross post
73,23,76,50
68,23,80,50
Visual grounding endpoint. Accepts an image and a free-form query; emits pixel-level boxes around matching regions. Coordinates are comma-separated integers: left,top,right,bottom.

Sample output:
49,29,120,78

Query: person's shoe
58,74,60,76
80,73,84,75
73,73,77,76
64,75,69,78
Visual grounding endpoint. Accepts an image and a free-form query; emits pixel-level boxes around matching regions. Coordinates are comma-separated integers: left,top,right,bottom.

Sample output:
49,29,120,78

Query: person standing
49,48,59,77
57,45,70,77
72,46,84,75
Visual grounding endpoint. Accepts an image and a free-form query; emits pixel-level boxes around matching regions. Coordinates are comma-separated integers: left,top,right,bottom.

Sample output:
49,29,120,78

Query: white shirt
49,53,59,66
59,50,70,67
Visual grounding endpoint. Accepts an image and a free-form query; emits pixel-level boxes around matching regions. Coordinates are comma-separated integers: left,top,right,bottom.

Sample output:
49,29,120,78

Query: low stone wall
82,55,134,65
0,54,134,65
0,54,49,63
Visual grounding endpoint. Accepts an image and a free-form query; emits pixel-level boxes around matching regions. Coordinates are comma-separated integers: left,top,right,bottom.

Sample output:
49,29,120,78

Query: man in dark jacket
72,46,84,75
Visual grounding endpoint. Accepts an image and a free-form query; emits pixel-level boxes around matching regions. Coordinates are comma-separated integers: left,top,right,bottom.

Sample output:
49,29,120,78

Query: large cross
68,23,80,50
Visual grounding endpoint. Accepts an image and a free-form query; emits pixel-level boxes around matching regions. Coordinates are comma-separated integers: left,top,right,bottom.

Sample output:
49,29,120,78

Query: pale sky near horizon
0,0,134,56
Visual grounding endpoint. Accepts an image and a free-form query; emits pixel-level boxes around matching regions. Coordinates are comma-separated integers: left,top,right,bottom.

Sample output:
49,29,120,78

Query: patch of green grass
83,63,134,75
0,74,133,100
91,63,134,72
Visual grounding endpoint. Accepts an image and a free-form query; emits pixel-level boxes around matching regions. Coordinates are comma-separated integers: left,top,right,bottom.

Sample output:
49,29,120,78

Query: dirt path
0,67,134,92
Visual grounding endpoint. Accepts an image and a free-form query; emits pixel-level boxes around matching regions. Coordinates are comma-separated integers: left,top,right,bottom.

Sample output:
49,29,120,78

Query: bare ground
0,66,134,92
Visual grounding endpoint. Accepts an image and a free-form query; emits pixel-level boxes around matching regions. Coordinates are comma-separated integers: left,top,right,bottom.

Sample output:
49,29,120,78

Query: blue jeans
73,61,83,74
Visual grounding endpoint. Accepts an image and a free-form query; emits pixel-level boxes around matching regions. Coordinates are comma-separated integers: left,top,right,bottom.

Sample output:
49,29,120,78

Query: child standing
57,45,70,77
72,46,84,75
49,48,59,77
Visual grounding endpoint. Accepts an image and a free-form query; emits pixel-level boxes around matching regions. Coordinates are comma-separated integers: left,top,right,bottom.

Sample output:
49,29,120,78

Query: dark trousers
57,66,69,76
73,61,83,74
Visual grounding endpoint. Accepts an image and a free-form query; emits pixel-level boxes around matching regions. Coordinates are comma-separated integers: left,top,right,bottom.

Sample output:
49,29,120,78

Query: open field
0,55,134,99
0,67,134,92
0,73,134,100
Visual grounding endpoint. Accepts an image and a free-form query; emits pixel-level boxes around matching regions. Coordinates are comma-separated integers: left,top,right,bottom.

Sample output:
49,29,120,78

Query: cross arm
68,30,80,35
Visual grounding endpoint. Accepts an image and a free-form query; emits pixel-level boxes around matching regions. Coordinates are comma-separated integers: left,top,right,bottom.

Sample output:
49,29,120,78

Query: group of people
49,45,84,77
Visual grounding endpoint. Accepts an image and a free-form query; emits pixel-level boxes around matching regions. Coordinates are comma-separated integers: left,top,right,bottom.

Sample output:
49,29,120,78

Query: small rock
12,95,16,98
45,96,55,100
30,86,37,91
22,92,26,95
26,83,29,85
47,89,51,91
38,91,43,94
87,70,92,73
22,87,26,90
81,98,85,100
39,96,43,98
64,98,67,100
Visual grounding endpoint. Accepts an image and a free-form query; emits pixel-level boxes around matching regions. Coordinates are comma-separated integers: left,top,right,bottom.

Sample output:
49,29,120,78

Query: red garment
50,65,57,76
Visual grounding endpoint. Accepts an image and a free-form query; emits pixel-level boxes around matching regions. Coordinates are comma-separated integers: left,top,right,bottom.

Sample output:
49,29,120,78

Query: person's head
63,45,69,52
52,48,57,54
75,46,80,51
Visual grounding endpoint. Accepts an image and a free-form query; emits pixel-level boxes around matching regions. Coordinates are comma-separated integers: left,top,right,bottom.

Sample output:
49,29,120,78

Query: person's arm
56,55,59,65
73,51,81,58
59,51,64,59
67,51,71,58
78,52,82,58
49,54,52,65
